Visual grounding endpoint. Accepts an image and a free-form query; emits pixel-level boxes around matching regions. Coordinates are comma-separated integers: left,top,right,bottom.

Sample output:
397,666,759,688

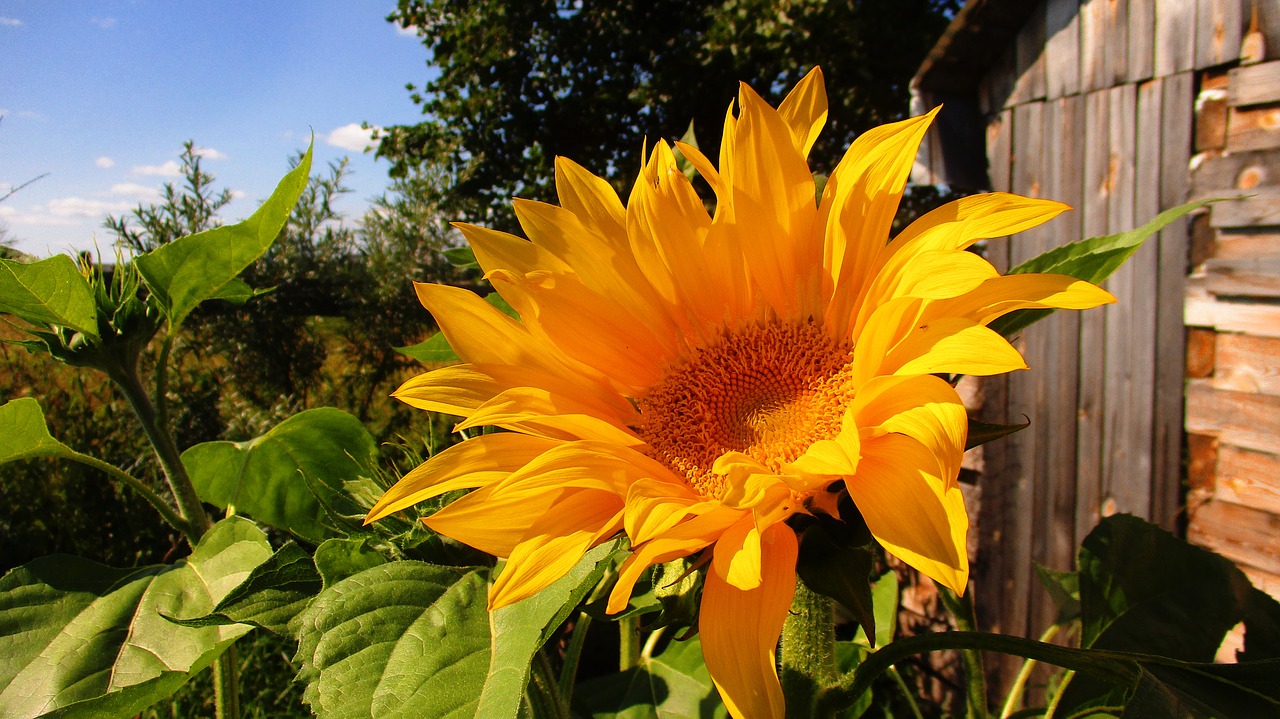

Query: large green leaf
0,255,98,338
0,517,271,719
575,636,727,719
135,144,312,326
294,561,490,719
0,398,77,464
313,536,389,589
1062,514,1280,713
182,408,377,543
167,541,321,635
990,199,1215,338
477,540,620,719
396,292,519,365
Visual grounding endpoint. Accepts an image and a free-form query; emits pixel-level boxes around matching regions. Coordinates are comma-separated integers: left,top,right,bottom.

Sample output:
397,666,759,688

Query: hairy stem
781,579,836,718
1000,624,1062,719
619,615,641,671
558,612,592,702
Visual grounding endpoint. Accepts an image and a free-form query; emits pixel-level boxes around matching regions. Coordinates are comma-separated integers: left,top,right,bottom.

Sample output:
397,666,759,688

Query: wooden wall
913,0,1280,694
1183,55,1280,656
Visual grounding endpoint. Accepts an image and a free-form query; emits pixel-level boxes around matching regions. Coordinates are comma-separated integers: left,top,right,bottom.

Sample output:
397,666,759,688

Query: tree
104,141,233,252
379,0,960,230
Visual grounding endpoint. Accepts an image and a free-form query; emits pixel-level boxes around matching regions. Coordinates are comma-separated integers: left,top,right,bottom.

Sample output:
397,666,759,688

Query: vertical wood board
1130,0,1157,81
1046,0,1082,98
1196,0,1246,70
1155,0,1198,76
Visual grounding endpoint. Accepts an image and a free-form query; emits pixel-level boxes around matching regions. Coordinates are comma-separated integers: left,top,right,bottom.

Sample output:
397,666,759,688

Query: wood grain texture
1105,0,1131,85
1185,379,1280,454
1208,187,1280,226
1214,444,1280,515
1195,0,1246,69
1226,103,1280,152
1190,148,1277,196
1229,60,1280,106
1201,257,1280,296
1129,0,1156,81
1188,499,1280,576
1155,70,1193,531
1081,0,1108,92
1013,0,1049,105
1155,0,1197,76
1213,333,1280,395
1185,285,1280,336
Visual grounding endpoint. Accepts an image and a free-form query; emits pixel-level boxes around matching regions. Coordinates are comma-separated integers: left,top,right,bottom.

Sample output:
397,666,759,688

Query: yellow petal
851,375,967,487
729,81,819,320
885,317,1029,377
849,297,924,387
700,522,796,719
889,192,1070,253
853,250,999,335
365,433,560,523
711,514,763,590
455,386,642,446
413,282,566,375
606,506,743,614
554,155,627,247
820,109,938,334
424,484,568,557
391,364,503,416
924,273,1116,327
489,489,623,608
623,478,709,546
777,66,827,157
789,408,862,476
848,433,969,593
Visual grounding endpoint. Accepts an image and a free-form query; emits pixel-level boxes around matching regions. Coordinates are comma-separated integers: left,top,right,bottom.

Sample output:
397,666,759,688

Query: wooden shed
910,0,1280,687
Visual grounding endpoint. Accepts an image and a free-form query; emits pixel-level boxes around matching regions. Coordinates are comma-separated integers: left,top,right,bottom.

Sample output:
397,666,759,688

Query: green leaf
1125,659,1280,718
794,496,878,643
167,541,321,635
1078,515,1250,660
477,540,620,719
1034,563,1081,626
0,517,271,719
313,536,388,589
442,245,480,269
294,561,491,719
396,292,520,365
574,636,727,719
182,408,377,543
965,416,1030,451
0,255,98,339
136,143,312,326
208,277,271,304
990,199,1215,338
0,397,77,464
851,571,899,650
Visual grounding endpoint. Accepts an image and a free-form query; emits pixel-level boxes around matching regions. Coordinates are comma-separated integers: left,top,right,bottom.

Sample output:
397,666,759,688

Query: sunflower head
368,67,1114,718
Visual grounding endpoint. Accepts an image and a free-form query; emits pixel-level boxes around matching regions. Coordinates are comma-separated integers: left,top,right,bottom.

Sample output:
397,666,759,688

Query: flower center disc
638,322,854,498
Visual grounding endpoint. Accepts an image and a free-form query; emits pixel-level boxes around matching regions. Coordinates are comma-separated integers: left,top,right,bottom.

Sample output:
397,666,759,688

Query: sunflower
367,67,1113,718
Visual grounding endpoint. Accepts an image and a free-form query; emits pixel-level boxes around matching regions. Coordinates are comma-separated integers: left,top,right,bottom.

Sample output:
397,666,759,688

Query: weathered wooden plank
1209,187,1280,226
1185,380,1280,454
1104,0,1130,86
1081,0,1107,92
1213,333,1280,395
1229,60,1280,106
1202,257,1280,297
1154,70,1193,531
1077,88,1111,542
1185,285,1280,337
1215,444,1280,515
1226,103,1280,152
1012,0,1048,105
1190,148,1277,196
1045,0,1081,99
1192,212,1218,266
1129,0,1156,81
1102,82,1151,520
1242,565,1280,602
1188,499,1280,576
1257,0,1280,66
1195,0,1246,69
1215,230,1280,259
1155,0,1197,76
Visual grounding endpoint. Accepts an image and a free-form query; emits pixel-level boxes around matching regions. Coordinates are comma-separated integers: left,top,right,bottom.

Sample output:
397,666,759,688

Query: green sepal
792,493,879,644
965,416,1030,450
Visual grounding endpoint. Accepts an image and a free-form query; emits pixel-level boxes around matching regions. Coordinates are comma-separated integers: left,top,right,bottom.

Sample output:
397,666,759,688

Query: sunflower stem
939,586,989,719
558,612,591,702
529,649,569,719
618,615,641,671
999,623,1061,719
781,578,836,718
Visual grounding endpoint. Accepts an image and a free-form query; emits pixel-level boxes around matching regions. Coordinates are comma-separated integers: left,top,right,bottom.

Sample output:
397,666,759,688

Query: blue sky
1,1,431,256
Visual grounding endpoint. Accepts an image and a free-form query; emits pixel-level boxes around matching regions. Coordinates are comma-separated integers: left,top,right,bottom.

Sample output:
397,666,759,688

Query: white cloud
90,17,117,29
325,123,381,152
95,156,115,169
193,146,227,160
132,160,181,177
109,183,160,200
0,196,133,226
396,23,418,37
1,17,22,27
230,189,248,200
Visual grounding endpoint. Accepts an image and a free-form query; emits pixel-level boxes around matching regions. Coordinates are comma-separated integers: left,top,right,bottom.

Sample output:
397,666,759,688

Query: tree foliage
379,0,961,230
